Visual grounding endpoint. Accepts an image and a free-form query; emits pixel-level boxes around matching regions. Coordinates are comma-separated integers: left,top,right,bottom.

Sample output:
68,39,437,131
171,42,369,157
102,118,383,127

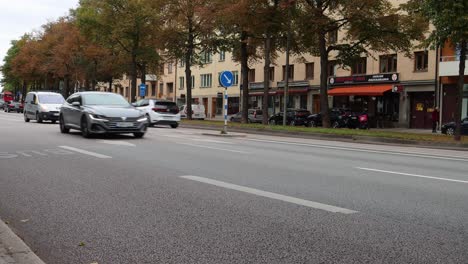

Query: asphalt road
1,110,468,264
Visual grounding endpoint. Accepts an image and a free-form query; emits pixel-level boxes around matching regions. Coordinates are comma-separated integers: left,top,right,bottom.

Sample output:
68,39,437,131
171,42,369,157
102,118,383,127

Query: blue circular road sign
219,71,234,88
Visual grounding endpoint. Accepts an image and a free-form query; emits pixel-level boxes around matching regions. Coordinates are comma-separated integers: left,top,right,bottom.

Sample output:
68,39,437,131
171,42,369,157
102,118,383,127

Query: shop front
328,74,401,128
276,81,310,111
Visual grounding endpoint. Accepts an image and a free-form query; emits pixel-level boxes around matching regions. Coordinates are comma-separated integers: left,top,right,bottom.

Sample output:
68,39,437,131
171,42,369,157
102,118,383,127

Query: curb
0,219,45,264
201,133,247,138
182,124,468,151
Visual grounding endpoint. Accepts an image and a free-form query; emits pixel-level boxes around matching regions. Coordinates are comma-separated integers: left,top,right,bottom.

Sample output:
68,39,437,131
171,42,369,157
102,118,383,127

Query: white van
179,104,206,119
24,92,65,123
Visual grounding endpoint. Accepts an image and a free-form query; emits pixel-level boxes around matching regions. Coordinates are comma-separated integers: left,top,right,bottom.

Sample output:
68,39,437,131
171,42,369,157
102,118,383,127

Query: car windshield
38,94,65,104
83,93,129,106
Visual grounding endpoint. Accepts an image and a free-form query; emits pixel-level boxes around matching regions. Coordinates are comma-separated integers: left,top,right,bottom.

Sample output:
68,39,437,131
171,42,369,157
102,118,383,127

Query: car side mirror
71,102,81,107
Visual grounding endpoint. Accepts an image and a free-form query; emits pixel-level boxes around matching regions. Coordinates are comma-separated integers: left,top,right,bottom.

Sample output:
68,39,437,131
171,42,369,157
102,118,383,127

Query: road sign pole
223,88,228,134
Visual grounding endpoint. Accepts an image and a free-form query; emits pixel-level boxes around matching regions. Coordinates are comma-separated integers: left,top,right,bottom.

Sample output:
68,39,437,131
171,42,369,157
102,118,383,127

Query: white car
133,99,180,128
24,91,65,123
179,104,206,119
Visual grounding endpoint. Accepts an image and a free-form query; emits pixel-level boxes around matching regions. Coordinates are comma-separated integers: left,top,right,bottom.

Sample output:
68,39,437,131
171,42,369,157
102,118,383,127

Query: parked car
60,92,148,138
0,99,5,110
306,108,351,128
441,117,468,136
133,99,181,128
269,109,311,126
4,101,23,113
24,91,65,123
230,109,263,123
179,104,206,119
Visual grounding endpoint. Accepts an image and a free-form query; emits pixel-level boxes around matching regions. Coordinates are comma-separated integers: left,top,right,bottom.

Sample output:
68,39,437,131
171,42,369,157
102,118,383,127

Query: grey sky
0,0,79,91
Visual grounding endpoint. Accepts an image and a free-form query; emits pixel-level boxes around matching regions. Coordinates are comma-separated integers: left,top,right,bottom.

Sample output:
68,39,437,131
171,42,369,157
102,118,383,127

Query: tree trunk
241,31,250,124
64,76,69,97
185,22,194,120
263,36,272,125
454,40,466,141
131,54,138,102
108,78,113,92
319,32,331,128
22,81,27,102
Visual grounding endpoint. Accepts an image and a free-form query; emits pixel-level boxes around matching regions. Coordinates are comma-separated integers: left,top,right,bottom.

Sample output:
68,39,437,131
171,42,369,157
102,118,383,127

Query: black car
269,109,311,126
306,108,351,128
60,92,148,138
441,117,468,135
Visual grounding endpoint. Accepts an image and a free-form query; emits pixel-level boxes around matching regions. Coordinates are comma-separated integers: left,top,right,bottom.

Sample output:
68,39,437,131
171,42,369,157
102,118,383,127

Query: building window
179,77,184,90
200,74,212,88
233,71,239,85
201,51,212,64
151,82,156,95
248,69,255,82
414,51,428,72
352,57,367,75
305,63,314,80
179,60,185,68
191,76,195,89
327,60,337,77
167,83,174,94
282,65,294,80
168,63,173,73
328,30,338,44
219,51,226,61
380,54,397,73
269,67,275,82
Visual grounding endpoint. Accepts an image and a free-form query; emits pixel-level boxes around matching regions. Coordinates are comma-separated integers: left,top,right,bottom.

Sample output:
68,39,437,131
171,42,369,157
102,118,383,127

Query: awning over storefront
249,91,276,96
328,84,393,96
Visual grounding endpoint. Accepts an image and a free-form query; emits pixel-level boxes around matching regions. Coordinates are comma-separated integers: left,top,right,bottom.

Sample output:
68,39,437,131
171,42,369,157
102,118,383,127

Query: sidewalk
0,219,45,264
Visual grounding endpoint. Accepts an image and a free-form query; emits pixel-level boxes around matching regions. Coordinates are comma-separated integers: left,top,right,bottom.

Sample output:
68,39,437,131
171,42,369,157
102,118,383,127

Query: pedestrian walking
432,107,439,133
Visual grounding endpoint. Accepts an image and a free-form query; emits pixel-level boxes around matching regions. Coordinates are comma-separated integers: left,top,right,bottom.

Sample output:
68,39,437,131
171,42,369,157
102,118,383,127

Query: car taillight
153,107,168,113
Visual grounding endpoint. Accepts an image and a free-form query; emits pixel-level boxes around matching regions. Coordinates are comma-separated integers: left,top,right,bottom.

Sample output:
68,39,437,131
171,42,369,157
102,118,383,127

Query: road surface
0,110,467,263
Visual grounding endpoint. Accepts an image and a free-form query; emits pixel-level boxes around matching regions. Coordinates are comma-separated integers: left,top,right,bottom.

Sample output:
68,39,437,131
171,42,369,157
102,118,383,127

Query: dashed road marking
59,146,112,159
181,176,358,214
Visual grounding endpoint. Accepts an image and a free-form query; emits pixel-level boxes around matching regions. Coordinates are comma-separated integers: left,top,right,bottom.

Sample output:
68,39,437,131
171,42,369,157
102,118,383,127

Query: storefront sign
329,73,399,86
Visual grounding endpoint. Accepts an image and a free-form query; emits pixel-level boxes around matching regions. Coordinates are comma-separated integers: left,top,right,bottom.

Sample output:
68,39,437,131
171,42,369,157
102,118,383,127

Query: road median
181,120,468,150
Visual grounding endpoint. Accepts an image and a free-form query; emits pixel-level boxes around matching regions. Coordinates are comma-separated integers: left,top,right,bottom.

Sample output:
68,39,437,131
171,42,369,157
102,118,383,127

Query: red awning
249,91,276,96
328,85,393,96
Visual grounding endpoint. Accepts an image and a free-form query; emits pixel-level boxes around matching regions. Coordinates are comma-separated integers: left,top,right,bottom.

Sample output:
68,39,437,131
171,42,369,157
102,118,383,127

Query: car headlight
137,116,148,122
40,105,48,112
89,113,109,121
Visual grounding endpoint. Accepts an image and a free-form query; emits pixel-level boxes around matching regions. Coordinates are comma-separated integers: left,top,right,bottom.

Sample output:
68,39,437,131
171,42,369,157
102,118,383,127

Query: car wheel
247,119,252,124
446,127,455,136
134,132,145,138
332,121,340,128
308,120,316,127
52,120,57,124
81,116,91,138
60,116,70,134
24,113,30,123
170,123,179,129
269,119,276,125
291,120,296,126
36,112,43,123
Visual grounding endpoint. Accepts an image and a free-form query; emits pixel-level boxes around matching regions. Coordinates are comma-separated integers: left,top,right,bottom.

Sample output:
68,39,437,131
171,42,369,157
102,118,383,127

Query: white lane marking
97,140,136,147
59,146,112,159
357,167,468,184
247,138,468,162
177,143,248,154
181,176,357,214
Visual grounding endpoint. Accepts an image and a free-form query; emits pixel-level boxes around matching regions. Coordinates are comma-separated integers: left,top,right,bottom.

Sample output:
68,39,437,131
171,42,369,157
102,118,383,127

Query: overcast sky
0,0,79,91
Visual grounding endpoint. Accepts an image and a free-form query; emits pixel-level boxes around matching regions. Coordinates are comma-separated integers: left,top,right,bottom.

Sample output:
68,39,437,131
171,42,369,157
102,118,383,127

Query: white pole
224,88,228,134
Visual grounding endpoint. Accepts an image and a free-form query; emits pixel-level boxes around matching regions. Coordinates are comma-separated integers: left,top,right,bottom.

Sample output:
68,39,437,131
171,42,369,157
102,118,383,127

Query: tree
213,0,264,123
296,0,426,127
1,38,26,93
76,0,163,102
405,0,467,141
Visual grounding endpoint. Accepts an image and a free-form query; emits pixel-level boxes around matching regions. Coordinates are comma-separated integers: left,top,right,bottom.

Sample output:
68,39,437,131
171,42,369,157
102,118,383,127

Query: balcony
439,55,468,77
